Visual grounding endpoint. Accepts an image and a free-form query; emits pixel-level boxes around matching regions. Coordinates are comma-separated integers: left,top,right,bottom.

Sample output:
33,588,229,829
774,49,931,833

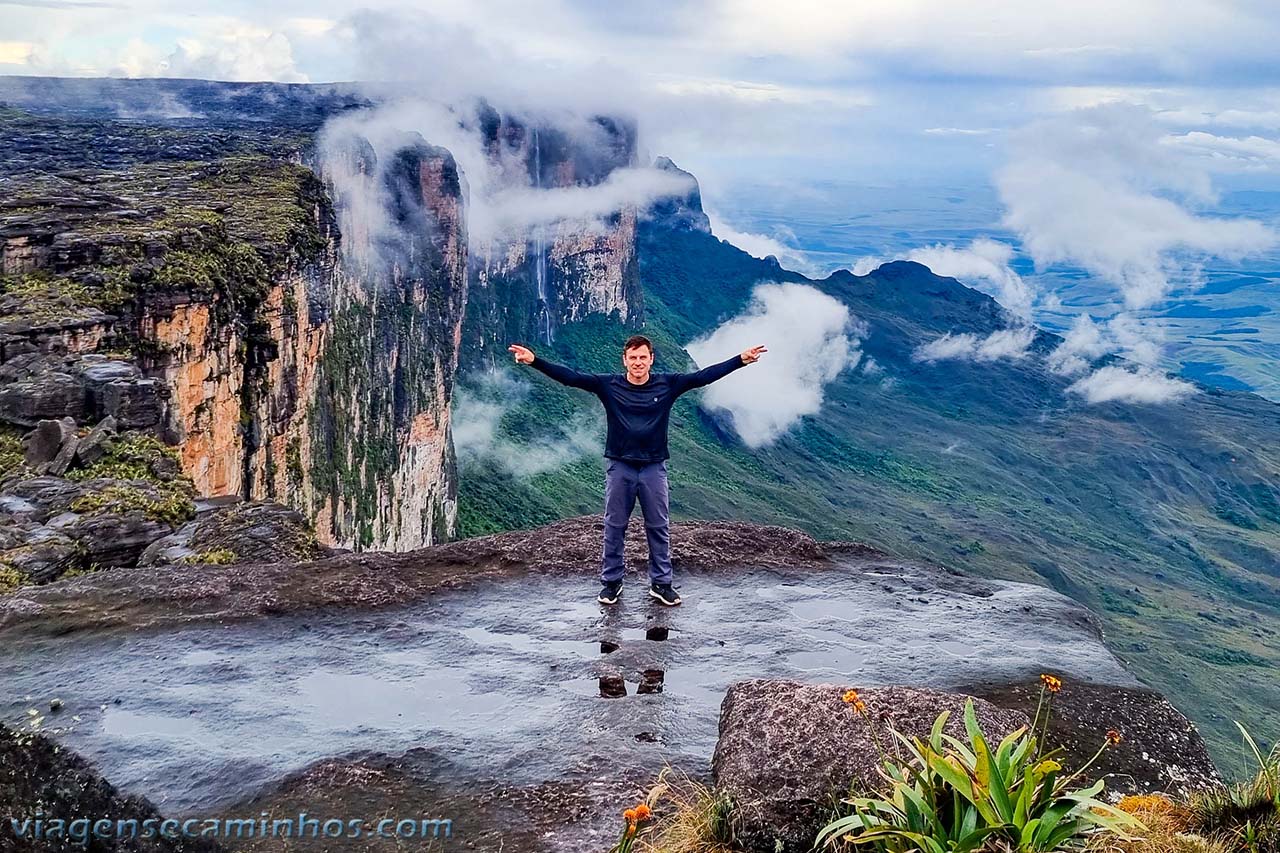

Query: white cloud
453,369,602,477
484,167,696,236
850,255,885,276
1164,130,1280,171
317,98,695,259
685,283,862,447
1066,365,1196,404
923,127,999,136
905,238,1036,320
655,78,872,109
997,103,1277,311
1047,312,1171,376
701,1,1280,84
105,22,307,82
285,18,338,38
0,42,36,64
845,239,1037,320
913,326,1038,364
705,210,816,273
1047,314,1111,375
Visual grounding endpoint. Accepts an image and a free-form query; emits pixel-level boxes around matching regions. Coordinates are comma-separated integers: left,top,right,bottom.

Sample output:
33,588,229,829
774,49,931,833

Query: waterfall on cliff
533,129,554,344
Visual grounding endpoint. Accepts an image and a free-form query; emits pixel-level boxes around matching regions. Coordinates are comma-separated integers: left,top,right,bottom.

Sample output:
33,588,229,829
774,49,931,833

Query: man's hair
623,334,653,356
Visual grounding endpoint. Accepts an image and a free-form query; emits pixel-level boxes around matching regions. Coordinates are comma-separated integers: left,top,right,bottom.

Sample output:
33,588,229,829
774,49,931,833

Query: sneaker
648,582,681,606
598,580,622,605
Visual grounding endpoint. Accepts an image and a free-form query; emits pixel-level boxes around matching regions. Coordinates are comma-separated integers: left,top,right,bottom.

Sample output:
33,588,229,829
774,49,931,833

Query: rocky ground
0,104,336,594
0,515,857,634
0,518,1223,853
1,418,329,592
0,722,221,852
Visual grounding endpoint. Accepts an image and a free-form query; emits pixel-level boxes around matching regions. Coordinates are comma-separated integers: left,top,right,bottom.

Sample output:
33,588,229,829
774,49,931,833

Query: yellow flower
1039,673,1062,693
842,689,860,704
854,700,867,713
634,804,651,820
624,808,637,823
1106,729,1123,746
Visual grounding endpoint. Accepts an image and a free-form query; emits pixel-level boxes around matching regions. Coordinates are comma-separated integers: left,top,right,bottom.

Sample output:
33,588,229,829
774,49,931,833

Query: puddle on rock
0,562,1134,815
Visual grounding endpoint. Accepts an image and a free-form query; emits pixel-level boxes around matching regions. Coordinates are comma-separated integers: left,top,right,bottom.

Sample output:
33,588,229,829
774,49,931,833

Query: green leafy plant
0,563,26,594
817,682,1140,852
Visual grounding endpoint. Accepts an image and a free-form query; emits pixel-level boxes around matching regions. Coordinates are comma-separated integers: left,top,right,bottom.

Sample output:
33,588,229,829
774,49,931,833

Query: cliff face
139,269,327,501
305,138,468,550
463,110,644,368
0,100,648,552
0,159,335,509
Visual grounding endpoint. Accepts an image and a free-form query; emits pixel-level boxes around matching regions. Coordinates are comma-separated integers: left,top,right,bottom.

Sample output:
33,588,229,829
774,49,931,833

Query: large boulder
0,353,164,430
711,679,1030,853
22,417,76,470
0,526,79,583
0,475,193,583
139,501,329,567
74,415,117,466
964,679,1223,799
0,365,82,426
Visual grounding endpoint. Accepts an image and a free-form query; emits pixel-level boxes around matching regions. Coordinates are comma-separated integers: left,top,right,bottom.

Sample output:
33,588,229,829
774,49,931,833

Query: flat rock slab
0,517,878,637
0,519,1143,851
214,747,648,853
712,680,1029,853
0,560,1131,834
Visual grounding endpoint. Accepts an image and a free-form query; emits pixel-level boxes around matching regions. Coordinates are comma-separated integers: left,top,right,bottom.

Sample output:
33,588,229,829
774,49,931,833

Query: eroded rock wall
464,111,644,368
304,138,467,550
2,104,647,554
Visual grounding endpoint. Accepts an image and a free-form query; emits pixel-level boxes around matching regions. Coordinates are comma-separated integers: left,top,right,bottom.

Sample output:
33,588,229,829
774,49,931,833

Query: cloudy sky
8,1,1280,194
6,1,1280,406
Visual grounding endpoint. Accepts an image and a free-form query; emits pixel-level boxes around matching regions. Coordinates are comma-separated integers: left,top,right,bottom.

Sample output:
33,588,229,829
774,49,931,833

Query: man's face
623,345,653,381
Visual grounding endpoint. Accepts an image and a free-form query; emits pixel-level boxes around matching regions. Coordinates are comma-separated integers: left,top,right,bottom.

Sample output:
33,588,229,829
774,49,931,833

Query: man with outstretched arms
508,335,767,606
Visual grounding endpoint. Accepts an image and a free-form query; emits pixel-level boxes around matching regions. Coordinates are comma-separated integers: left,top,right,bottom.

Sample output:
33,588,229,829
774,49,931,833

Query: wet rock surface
964,678,1224,799
0,516,926,634
216,748,642,853
713,680,1030,853
0,519,1138,852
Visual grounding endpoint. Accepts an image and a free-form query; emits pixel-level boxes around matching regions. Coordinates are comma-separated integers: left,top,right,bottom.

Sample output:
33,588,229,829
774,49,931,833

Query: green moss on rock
0,425,26,481
0,563,27,594
66,432,181,483
69,481,195,526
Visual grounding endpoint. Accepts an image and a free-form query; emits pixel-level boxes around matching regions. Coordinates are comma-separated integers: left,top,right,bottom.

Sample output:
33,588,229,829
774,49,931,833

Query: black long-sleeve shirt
529,353,747,463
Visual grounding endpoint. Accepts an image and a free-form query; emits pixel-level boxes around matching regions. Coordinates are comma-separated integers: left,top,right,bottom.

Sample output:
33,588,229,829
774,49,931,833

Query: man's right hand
508,344,535,365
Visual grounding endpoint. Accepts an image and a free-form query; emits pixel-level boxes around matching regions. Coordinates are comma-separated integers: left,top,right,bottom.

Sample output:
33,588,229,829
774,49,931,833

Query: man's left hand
740,344,768,364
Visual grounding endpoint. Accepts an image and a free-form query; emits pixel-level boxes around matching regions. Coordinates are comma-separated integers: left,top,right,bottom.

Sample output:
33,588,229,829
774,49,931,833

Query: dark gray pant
602,458,672,585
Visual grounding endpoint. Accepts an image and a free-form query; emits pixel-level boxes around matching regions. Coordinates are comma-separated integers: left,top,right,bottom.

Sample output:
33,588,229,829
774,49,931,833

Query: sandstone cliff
1,100,653,556
462,108,644,369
